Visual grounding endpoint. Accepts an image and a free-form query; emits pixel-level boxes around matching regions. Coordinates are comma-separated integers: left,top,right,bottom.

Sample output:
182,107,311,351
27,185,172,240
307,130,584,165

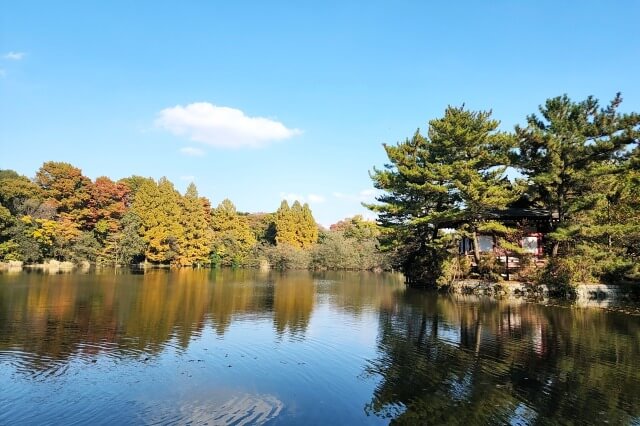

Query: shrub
436,255,472,287
477,253,503,282
260,244,310,270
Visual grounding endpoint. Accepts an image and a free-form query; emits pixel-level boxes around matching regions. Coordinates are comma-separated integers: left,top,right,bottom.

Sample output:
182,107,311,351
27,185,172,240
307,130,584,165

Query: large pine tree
516,93,640,256
429,106,521,263
368,106,519,282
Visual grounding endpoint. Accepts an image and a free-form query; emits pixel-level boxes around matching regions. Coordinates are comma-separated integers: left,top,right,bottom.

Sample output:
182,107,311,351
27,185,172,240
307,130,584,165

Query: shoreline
3,261,638,308
420,279,640,308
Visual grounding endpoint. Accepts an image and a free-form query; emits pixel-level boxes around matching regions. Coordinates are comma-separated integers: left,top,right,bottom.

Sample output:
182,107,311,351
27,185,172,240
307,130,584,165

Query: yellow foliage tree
131,177,184,264
275,200,318,249
177,183,213,267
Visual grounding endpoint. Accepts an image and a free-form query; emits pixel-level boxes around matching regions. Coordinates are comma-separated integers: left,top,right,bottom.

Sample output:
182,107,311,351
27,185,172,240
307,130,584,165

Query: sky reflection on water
0,269,639,425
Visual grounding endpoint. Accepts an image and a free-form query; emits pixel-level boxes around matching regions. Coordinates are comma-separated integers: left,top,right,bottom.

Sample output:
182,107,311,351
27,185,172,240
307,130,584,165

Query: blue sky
1,1,639,227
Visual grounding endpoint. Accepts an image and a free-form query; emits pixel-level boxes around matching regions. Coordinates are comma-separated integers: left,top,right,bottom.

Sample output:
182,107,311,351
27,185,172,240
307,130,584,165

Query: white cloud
359,189,377,197
344,211,378,222
156,102,301,148
280,192,304,204
279,192,325,204
180,175,196,181
4,52,26,60
307,194,326,203
179,146,205,157
332,189,379,202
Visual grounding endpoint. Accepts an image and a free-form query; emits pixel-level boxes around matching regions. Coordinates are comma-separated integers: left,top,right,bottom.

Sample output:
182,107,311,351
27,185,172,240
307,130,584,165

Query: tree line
0,163,388,270
367,93,639,287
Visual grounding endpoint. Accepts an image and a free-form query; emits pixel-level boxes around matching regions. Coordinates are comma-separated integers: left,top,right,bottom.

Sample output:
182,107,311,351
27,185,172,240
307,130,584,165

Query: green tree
0,170,42,215
428,106,521,263
331,215,380,241
516,93,640,256
210,199,256,267
310,231,358,270
0,203,18,260
0,218,42,262
261,243,310,270
0,171,49,262
246,213,277,244
66,231,101,264
311,217,388,271
368,106,519,282
367,130,453,282
101,211,146,265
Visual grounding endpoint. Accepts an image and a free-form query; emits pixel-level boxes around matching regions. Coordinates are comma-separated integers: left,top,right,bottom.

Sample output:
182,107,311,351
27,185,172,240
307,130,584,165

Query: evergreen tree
275,200,318,249
368,106,519,282
516,93,640,256
428,106,521,263
177,183,213,267
131,177,184,263
275,200,297,246
210,199,256,266
298,203,319,249
119,176,155,205
367,130,452,282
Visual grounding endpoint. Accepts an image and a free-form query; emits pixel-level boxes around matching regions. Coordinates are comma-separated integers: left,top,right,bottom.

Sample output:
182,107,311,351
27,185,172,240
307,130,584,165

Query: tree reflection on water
365,289,640,424
0,270,639,424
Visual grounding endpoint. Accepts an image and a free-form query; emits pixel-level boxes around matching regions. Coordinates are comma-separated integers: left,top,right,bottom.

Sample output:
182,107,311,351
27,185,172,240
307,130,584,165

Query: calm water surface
0,269,639,425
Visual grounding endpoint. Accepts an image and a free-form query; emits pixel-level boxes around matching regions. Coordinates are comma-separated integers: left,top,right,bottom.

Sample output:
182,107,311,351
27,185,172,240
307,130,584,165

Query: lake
0,269,639,425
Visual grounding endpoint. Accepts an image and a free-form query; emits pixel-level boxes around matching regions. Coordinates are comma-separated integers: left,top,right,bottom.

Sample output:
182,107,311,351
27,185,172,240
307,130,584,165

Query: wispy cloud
344,211,378,222
0,69,6,78
279,192,325,204
179,146,205,157
332,189,379,202
156,102,301,148
280,193,303,204
180,175,196,181
307,194,326,203
4,51,26,60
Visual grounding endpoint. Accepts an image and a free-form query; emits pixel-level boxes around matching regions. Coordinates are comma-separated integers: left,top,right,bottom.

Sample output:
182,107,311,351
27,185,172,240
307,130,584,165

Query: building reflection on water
365,289,640,425
0,270,639,424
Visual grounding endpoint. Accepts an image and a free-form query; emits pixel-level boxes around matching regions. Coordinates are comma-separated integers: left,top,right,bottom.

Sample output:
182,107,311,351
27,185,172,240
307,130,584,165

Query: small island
1,1,639,424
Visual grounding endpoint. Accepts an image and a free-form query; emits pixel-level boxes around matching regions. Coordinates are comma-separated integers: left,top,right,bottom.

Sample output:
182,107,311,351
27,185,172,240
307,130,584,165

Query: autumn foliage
0,162,386,270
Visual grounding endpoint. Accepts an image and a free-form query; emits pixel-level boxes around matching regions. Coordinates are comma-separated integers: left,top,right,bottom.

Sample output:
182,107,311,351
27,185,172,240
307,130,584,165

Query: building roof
483,207,556,221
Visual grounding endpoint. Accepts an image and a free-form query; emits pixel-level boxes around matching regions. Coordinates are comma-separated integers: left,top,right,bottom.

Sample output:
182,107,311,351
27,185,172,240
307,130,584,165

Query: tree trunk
471,230,481,265
474,318,482,355
551,241,560,257
607,199,612,249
